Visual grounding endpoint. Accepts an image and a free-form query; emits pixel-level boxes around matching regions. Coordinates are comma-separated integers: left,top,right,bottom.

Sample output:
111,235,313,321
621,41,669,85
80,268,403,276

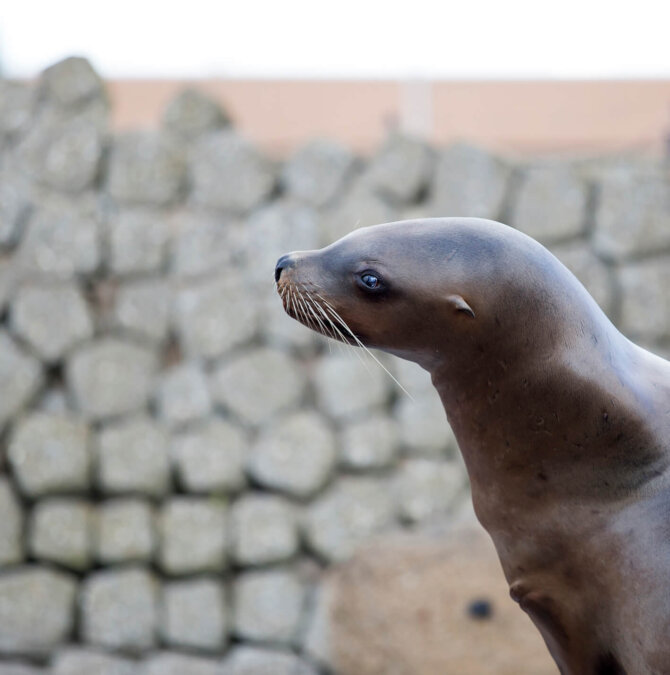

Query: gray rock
0,257,15,314
339,414,401,469
395,391,457,456
281,139,356,208
52,647,137,675
223,646,318,675
0,661,47,675
0,81,35,140
7,412,90,498
160,578,228,651
0,477,23,567
80,567,158,651
96,416,170,497
106,208,171,276
552,241,614,317
173,275,258,359
249,412,336,498
210,348,306,426
232,569,305,644
231,494,299,565
171,418,248,493
619,258,670,340
158,498,228,575
17,201,100,279
170,211,245,280
95,498,156,564
593,166,670,260
40,57,105,109
0,566,77,656
10,282,93,362
303,477,397,562
107,132,185,206
244,199,320,291
394,459,465,523
190,130,275,213
511,163,588,243
430,142,509,219
0,170,32,247
28,498,93,571
141,652,222,675
67,338,157,420
320,183,397,243
363,133,433,203
112,278,171,343
163,88,230,139
156,361,212,429
313,352,390,420
16,113,104,192
0,331,43,433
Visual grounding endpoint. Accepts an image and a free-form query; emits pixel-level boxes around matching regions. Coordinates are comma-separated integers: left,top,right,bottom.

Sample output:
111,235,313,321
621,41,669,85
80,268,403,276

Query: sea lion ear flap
446,294,476,319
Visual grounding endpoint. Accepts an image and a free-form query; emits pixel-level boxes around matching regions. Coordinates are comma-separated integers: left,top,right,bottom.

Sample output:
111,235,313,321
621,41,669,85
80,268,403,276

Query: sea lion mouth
276,280,360,346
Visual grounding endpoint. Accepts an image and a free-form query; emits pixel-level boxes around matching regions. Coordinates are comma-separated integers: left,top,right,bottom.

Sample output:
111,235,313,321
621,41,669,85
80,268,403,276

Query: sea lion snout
274,253,296,282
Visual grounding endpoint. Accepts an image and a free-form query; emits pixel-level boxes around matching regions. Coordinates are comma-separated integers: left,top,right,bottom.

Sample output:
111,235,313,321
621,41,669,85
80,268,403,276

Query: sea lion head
275,217,538,368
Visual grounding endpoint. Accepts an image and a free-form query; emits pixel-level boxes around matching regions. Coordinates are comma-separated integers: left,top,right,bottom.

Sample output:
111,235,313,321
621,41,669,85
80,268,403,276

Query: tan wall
107,78,670,156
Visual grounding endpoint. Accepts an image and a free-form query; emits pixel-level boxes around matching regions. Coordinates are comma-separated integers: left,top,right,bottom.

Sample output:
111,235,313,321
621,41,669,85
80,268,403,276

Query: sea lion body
275,218,670,675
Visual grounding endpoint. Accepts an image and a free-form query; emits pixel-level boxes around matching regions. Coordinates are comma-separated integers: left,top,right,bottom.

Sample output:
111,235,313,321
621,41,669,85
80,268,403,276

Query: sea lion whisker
303,295,338,343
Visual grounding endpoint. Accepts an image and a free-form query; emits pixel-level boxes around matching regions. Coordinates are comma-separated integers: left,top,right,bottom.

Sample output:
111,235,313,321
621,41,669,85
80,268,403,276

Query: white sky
2,0,670,79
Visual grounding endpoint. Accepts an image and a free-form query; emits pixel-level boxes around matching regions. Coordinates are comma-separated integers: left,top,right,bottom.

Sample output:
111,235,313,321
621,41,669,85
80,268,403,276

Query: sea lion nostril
274,254,295,283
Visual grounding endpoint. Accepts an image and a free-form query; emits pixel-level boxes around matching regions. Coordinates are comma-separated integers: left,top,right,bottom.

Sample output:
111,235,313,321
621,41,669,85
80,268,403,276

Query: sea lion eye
360,273,380,289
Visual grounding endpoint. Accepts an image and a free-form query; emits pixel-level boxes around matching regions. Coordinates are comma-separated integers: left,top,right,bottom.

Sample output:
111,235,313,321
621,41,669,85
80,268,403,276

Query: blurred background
0,2,669,674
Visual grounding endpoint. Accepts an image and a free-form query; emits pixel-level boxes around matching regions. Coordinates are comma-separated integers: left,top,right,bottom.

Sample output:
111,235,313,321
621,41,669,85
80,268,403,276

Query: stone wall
0,56,669,674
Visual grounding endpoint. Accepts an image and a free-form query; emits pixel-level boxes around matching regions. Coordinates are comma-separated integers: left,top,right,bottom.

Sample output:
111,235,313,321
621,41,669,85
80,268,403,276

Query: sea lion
275,217,670,675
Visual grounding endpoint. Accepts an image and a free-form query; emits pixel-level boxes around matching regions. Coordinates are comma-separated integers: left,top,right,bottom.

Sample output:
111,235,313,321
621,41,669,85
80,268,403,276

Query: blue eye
361,273,379,289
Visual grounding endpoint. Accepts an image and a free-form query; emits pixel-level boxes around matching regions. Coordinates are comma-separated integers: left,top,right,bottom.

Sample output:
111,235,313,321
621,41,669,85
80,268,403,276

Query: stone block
223,646,318,675
249,412,336,498
313,352,390,420
80,567,158,651
511,163,588,243
29,498,93,571
158,498,228,575
210,348,306,426
230,494,299,565
96,416,170,497
395,391,457,456
171,419,248,493
339,413,401,469
394,459,466,523
17,201,100,279
173,275,258,359
7,412,90,498
0,331,43,432
162,88,230,139
232,569,305,644
52,647,137,675
156,361,212,429
0,170,32,248
0,477,23,567
160,578,228,651
112,278,171,343
281,139,356,208
39,57,105,109
106,208,171,276
304,477,397,562
10,282,93,362
619,257,670,340
0,81,35,140
141,652,222,675
363,132,433,203
67,338,157,420
95,498,156,564
0,566,76,656
107,132,185,206
0,662,47,675
190,130,275,213
429,142,509,219
594,166,670,260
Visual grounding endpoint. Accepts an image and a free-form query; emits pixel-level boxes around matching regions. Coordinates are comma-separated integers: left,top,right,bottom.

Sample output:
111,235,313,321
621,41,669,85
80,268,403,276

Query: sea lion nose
275,254,296,282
